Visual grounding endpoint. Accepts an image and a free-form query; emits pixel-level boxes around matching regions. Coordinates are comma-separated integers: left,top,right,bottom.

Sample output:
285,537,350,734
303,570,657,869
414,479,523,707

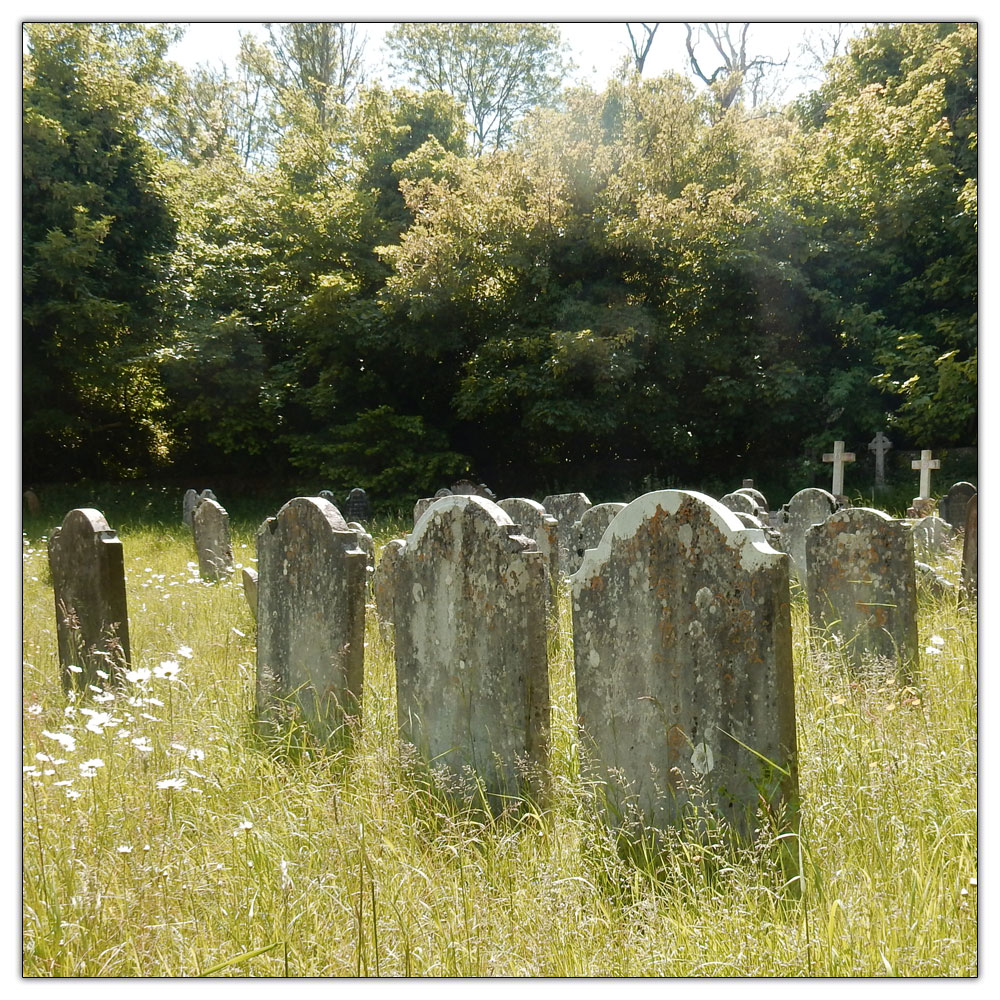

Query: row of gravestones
43,479,977,841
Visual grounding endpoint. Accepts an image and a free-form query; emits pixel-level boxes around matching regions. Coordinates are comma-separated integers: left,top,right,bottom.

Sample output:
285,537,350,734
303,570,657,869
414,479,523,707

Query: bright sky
167,20,865,105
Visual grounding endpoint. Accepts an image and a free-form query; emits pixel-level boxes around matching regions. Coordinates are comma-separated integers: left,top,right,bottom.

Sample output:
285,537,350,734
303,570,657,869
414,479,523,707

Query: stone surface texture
778,488,839,583
962,494,977,599
720,491,761,518
541,492,593,576
256,497,368,730
242,567,258,619
372,538,407,626
734,486,768,513
393,495,549,804
805,507,918,676
192,498,234,581
47,508,131,689
939,482,976,528
571,490,797,838
498,497,560,601
573,503,627,563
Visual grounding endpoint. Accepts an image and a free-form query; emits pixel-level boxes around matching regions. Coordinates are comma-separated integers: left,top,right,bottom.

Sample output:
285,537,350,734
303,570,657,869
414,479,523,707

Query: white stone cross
868,432,893,487
911,449,940,498
823,441,856,496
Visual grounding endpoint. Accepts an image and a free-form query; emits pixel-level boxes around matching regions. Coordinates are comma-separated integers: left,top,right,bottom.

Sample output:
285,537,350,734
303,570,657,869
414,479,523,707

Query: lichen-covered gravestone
573,502,626,564
720,491,762,518
256,497,368,733
47,508,131,689
242,567,258,619
192,497,234,581
372,538,406,627
498,497,560,603
778,488,840,584
182,489,199,528
571,491,797,839
939,482,977,529
393,495,549,806
541,492,592,577
805,507,918,677
911,515,956,562
735,486,769,515
962,493,977,600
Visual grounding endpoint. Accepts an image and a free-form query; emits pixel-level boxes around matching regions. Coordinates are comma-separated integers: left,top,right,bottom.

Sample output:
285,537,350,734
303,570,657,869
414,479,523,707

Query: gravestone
393,495,549,805
344,488,372,522
24,490,41,515
735,486,768,515
939,482,977,528
911,515,956,562
317,490,339,509
413,494,451,527
348,520,376,586
778,488,839,583
450,479,496,499
434,488,453,498
868,432,893,488
573,503,626,563
571,491,797,839
541,492,593,576
372,538,407,627
732,511,781,550
47,508,131,689
242,567,258,620
805,507,918,678
182,489,199,528
906,450,940,517
720,491,762,518
256,497,368,731
961,494,977,599
192,498,234,581
200,488,218,502
822,440,855,502
497,497,560,602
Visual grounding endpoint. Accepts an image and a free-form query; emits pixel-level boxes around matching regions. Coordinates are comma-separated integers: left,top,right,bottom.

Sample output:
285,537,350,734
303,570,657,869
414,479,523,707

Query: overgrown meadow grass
22,515,977,976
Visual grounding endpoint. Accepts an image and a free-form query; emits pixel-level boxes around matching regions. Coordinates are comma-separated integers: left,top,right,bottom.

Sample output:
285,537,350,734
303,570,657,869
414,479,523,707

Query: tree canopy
22,21,978,501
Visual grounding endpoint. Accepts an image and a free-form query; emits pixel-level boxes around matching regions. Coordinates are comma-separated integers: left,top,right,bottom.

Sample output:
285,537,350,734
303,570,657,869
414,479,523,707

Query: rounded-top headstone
939,482,977,528
779,487,839,583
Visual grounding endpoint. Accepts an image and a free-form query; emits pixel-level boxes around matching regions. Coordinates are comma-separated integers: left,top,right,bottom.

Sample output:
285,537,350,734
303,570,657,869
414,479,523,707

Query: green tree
384,22,569,153
23,22,178,479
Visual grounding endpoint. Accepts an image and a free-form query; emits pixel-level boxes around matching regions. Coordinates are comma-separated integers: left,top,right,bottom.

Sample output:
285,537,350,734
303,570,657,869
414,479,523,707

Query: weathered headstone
393,495,549,805
317,490,339,508
450,479,496,499
822,440,855,502
24,490,41,516
372,538,406,627
939,482,977,528
720,491,761,518
182,489,199,527
911,515,956,562
961,493,977,599
256,497,368,731
348,520,376,585
242,567,258,619
434,488,453,498
541,492,593,576
732,511,781,550
413,494,450,527
868,432,893,488
805,507,918,677
47,508,131,689
573,503,626,563
498,497,559,602
571,490,797,839
192,498,234,581
200,488,218,502
344,488,372,522
778,488,839,583
735,486,769,515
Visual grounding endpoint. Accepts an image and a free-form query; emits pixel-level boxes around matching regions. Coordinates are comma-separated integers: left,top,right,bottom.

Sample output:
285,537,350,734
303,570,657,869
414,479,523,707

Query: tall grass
22,516,977,977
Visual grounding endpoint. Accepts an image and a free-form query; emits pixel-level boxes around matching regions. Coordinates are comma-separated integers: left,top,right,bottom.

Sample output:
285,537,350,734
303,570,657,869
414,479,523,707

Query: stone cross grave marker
868,432,893,488
778,488,839,584
344,488,371,522
256,497,368,734
47,508,131,690
962,493,977,599
571,490,797,840
939,481,976,528
822,441,855,498
541,492,593,576
192,497,234,581
805,507,918,678
498,497,560,604
393,495,549,806
911,449,940,500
